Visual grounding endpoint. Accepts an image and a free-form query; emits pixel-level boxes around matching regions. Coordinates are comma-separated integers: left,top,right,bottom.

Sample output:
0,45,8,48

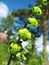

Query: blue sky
0,0,35,12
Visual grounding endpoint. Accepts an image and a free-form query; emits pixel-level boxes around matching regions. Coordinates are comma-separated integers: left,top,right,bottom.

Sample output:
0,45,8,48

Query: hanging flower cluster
10,42,21,54
18,28,31,41
27,17,39,27
32,6,42,15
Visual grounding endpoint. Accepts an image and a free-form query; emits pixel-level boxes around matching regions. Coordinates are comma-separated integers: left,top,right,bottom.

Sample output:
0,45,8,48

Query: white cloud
35,35,43,52
46,44,49,52
35,35,49,53
0,2,8,18
21,40,29,48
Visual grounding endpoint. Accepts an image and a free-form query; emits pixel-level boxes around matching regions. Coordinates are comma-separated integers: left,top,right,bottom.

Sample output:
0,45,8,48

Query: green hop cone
41,0,48,5
28,17,39,27
32,6,42,15
10,43,21,54
18,28,31,41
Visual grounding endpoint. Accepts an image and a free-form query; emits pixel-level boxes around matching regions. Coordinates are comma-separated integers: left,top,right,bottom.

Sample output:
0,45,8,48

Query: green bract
27,17,39,27
16,53,27,61
32,6,42,15
41,0,48,5
10,42,21,54
18,28,31,40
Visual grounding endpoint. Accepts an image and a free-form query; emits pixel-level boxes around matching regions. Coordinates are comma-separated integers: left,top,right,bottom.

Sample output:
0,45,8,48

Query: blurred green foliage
0,43,9,65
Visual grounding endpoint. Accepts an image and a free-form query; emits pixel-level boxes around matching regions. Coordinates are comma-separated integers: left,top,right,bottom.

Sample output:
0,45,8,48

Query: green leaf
22,54,27,60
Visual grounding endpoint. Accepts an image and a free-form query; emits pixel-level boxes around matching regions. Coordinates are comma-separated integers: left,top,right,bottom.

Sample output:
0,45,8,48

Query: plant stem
7,54,12,65
42,18,47,65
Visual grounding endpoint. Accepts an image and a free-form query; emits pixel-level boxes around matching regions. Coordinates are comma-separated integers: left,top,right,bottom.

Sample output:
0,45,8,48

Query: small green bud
41,0,48,5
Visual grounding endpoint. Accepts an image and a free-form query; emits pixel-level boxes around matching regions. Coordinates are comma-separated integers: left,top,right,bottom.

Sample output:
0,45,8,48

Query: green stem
7,54,12,65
